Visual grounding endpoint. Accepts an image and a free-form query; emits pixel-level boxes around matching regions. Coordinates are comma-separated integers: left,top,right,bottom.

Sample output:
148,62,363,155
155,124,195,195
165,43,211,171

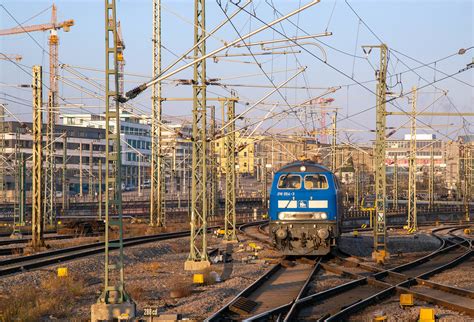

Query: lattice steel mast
262,158,269,209
428,145,434,210
98,159,102,220
331,112,337,172
44,92,56,226
209,104,218,222
407,86,418,232
32,65,45,250
364,44,389,262
89,146,94,197
462,145,472,221
97,0,131,305
186,0,210,270
223,98,238,242
150,0,165,227
12,129,25,236
393,154,398,210
79,142,83,197
62,133,68,215
354,168,360,208
0,105,4,193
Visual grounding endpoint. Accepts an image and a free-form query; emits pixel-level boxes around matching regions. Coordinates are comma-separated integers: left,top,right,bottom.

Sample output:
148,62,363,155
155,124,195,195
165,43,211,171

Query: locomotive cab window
278,174,302,189
304,174,328,189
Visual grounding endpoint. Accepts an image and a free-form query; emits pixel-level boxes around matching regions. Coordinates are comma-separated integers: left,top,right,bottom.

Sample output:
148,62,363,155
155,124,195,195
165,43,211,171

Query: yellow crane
0,4,74,122
117,21,125,99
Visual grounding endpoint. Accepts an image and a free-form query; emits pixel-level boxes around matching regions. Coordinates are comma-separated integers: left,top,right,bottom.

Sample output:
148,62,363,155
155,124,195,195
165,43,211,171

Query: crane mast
0,4,74,227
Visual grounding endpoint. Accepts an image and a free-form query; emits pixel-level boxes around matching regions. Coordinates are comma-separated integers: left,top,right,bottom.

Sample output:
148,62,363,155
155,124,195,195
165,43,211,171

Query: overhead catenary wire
343,0,471,131
121,0,321,101
216,2,313,137
229,1,472,143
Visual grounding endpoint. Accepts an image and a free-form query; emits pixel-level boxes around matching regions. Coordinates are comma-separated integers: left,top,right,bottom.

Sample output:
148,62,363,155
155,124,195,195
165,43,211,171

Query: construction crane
309,97,334,144
0,4,74,123
117,21,125,102
1,4,74,226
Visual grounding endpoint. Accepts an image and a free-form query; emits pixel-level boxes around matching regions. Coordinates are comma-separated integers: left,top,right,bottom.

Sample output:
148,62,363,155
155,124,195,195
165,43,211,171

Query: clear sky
1,0,472,144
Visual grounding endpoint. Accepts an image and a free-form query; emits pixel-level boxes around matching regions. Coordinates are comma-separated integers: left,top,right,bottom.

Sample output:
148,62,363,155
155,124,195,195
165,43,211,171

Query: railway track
0,221,267,278
341,219,472,233
0,234,93,256
210,224,473,321
0,213,264,256
285,226,473,321
238,221,271,246
0,233,75,247
208,222,319,321
206,256,321,321
0,229,57,238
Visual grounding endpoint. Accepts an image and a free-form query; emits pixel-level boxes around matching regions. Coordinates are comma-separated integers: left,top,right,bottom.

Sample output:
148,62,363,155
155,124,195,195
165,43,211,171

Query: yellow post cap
193,274,204,284
419,308,435,322
399,293,414,306
57,267,68,277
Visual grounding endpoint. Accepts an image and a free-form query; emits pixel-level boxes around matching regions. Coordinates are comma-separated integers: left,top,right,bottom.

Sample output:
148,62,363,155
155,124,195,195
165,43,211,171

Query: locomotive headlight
312,212,328,219
317,228,329,240
300,166,306,172
275,228,287,240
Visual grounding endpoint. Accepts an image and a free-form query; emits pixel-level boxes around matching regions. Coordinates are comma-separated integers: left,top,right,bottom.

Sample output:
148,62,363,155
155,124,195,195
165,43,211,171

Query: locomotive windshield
304,174,328,189
277,174,301,189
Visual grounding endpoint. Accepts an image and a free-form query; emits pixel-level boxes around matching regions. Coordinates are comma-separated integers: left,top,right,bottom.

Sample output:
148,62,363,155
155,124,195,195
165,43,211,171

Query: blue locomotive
269,160,342,256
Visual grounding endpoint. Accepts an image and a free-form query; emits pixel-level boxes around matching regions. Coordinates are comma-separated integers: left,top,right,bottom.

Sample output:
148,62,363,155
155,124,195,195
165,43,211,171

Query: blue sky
1,0,472,143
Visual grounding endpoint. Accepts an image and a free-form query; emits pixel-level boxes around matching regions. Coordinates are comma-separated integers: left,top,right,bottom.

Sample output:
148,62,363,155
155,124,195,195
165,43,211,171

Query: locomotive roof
276,160,331,173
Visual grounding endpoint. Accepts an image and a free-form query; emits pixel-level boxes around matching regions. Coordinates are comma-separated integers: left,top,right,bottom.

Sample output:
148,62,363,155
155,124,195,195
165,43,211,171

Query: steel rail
238,221,272,247
243,258,323,322
328,230,473,320
283,225,473,320
206,257,321,321
0,230,57,238
0,221,267,278
0,233,74,246
206,261,283,321
208,222,323,321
